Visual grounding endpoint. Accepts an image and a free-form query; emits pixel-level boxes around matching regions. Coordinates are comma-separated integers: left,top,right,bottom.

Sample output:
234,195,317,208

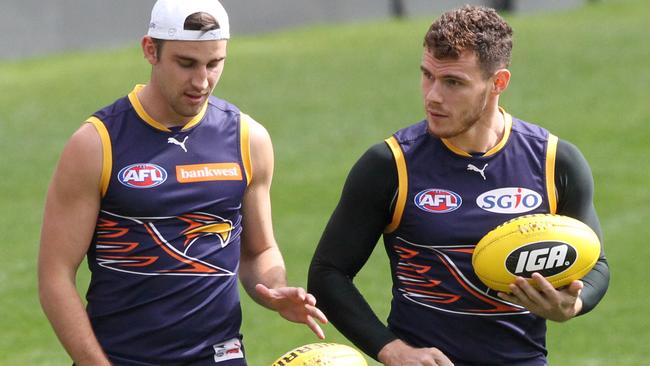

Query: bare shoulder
241,113,273,182
243,113,272,146
55,122,103,191
40,122,104,271
67,122,102,156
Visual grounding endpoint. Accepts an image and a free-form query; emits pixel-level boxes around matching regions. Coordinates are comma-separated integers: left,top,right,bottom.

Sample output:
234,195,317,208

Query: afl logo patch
414,189,462,213
118,163,167,188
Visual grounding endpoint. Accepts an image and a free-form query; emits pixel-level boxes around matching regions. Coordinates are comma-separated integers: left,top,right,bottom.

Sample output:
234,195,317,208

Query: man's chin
174,104,205,119
426,121,454,139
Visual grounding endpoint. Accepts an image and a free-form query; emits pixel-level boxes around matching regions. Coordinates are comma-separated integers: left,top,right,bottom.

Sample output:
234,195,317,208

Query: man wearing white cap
38,1,327,365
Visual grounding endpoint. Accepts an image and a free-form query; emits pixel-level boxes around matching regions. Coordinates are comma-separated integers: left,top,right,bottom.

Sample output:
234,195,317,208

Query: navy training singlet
85,85,252,365
383,110,558,365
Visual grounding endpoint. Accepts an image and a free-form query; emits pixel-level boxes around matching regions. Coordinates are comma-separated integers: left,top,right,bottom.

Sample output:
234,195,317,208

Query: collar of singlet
128,84,208,132
441,107,512,158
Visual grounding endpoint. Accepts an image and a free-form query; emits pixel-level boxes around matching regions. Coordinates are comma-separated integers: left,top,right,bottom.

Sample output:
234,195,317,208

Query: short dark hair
423,5,513,77
183,11,221,32
152,12,221,57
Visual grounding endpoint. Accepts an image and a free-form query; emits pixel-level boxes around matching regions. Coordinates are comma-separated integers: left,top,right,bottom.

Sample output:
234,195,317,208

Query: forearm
39,273,110,365
577,258,609,314
308,261,397,359
239,246,288,308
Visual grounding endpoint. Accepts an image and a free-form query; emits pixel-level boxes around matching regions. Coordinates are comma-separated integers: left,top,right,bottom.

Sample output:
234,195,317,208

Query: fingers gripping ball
472,214,601,292
272,343,367,366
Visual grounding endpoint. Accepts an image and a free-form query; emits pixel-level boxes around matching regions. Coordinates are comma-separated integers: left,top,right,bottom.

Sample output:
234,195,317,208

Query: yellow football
472,214,601,292
271,343,367,366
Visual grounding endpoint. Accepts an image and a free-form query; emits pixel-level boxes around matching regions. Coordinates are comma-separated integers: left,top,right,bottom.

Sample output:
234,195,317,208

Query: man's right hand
377,339,454,366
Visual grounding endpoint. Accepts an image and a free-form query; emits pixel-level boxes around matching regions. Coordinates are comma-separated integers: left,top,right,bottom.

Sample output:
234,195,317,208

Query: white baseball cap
148,0,230,41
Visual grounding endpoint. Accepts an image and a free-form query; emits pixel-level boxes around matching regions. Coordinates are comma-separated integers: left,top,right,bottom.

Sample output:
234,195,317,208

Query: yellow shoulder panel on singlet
384,136,408,234
86,116,112,198
546,133,559,214
239,113,253,186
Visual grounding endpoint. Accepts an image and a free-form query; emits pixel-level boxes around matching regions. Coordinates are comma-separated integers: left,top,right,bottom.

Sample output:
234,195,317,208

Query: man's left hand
497,273,583,322
255,284,328,339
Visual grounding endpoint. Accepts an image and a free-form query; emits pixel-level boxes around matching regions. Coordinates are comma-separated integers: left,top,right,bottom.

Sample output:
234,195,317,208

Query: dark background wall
0,0,583,59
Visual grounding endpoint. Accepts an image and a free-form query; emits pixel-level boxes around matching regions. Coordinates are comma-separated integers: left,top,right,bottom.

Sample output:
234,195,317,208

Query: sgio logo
505,241,577,277
414,189,462,213
476,187,542,214
118,163,167,188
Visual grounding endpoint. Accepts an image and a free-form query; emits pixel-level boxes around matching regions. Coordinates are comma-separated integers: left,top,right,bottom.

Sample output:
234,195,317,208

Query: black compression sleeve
554,139,610,314
308,142,397,359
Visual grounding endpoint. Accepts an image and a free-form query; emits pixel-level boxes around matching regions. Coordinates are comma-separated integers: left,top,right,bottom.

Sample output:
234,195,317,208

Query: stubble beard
427,88,490,139
170,92,206,119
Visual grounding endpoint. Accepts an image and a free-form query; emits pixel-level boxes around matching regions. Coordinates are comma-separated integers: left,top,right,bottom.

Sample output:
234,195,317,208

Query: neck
137,83,192,128
445,104,505,155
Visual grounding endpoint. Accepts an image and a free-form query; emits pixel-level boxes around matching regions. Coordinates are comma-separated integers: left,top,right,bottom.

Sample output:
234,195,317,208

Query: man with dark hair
309,5,609,366
38,0,327,365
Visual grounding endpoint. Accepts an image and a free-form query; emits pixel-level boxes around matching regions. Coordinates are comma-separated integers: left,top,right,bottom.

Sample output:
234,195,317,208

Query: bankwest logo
176,163,242,183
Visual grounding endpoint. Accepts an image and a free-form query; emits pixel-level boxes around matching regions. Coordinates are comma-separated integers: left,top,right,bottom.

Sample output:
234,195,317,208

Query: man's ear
142,36,159,65
492,68,511,95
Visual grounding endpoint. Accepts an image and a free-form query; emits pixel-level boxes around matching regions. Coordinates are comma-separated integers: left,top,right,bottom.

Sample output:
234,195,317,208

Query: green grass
1,0,648,364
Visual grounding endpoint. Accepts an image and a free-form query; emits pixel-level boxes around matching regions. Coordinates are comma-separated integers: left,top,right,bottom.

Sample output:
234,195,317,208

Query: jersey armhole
86,116,112,198
546,133,559,214
384,136,408,233
239,113,253,186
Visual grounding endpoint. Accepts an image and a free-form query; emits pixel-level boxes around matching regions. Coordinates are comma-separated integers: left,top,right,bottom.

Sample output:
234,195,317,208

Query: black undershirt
308,139,610,360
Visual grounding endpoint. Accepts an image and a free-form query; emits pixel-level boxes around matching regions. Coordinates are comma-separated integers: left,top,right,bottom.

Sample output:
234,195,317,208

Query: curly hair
424,5,513,77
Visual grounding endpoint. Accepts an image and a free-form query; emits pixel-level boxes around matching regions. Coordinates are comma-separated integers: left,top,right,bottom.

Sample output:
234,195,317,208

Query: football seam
474,217,600,287
472,229,520,265
474,222,598,262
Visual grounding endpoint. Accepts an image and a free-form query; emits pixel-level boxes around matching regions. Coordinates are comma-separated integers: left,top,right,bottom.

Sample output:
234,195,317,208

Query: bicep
554,139,610,313
555,139,603,241
239,117,277,258
312,142,396,278
39,123,102,280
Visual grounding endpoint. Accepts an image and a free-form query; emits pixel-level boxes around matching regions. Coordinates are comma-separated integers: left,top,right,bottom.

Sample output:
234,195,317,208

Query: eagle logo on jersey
393,237,525,316
94,211,238,276
178,213,233,249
